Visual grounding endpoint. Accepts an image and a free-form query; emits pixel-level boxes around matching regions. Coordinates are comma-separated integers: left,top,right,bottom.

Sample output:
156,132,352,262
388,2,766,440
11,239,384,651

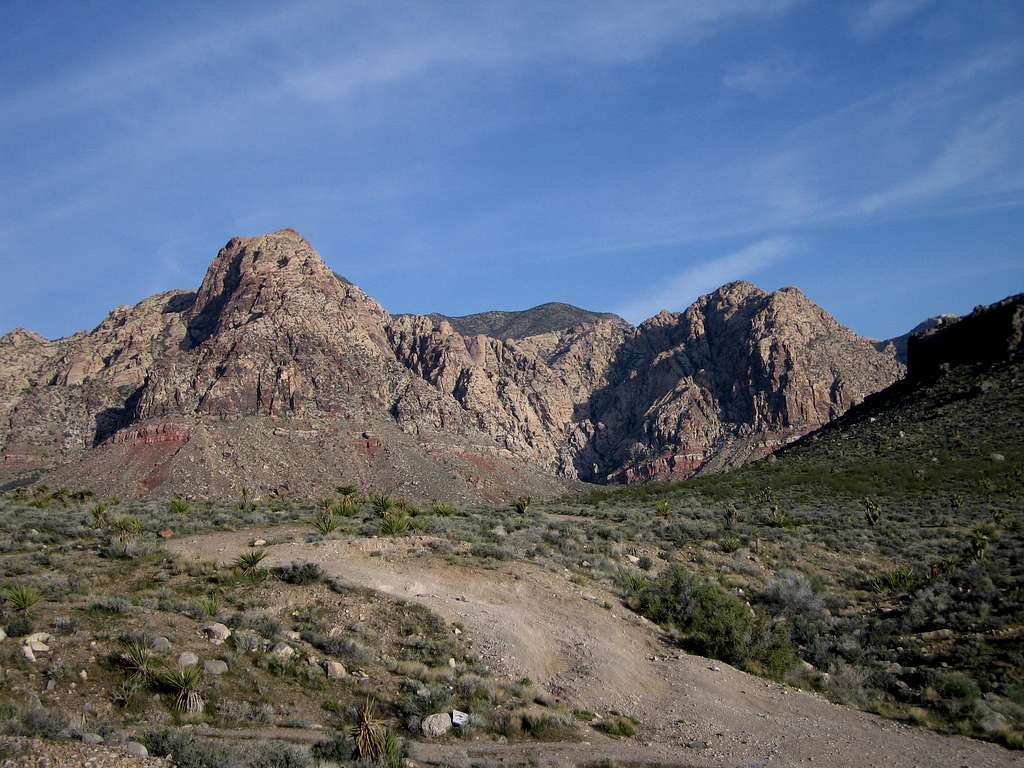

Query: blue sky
2,0,1022,341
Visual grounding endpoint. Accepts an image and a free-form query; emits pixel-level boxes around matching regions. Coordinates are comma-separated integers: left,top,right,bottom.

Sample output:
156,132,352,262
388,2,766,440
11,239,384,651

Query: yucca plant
431,500,454,517
318,496,335,515
162,664,204,714
862,497,882,527
335,484,359,497
234,549,267,577
117,638,157,685
89,502,110,529
332,498,358,518
763,505,790,528
617,569,650,594
371,493,396,516
195,594,221,617
4,584,42,613
312,510,338,535
510,496,531,514
350,699,388,761
169,496,189,516
654,499,671,516
111,514,143,542
380,511,412,536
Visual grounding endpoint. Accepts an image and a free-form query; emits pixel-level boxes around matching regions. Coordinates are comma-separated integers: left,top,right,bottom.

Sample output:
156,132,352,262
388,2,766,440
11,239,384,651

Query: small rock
251,539,268,547
324,660,347,679
158,529,174,539
270,642,295,661
0,628,6,641
178,652,199,667
46,679,56,691
452,709,470,728
687,740,709,749
25,632,53,645
421,712,453,738
448,657,456,668
20,645,36,663
415,687,431,699
125,741,149,758
28,641,50,654
81,733,103,745
201,622,232,645
991,453,1006,462
78,670,87,682
285,630,301,641
151,636,172,653
204,659,228,676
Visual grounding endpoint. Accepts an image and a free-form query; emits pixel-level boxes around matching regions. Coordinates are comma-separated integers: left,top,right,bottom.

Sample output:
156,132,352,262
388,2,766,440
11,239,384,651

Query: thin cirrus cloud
850,0,935,40
615,237,799,324
722,55,807,98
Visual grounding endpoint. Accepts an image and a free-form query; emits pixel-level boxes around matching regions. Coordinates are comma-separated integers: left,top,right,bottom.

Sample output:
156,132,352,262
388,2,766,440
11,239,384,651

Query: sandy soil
169,529,1021,768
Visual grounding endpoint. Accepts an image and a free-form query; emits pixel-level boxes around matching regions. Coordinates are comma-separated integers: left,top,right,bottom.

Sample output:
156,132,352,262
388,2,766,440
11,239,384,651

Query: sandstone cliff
0,230,906,498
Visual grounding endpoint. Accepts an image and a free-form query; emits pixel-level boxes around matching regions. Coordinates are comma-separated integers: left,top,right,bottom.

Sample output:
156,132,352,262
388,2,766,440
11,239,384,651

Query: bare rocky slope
0,229,904,499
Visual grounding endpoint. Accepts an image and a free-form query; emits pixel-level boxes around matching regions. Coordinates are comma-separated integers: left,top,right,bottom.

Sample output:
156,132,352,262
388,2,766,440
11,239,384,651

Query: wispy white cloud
723,54,807,98
858,93,1024,213
615,237,798,323
850,0,934,40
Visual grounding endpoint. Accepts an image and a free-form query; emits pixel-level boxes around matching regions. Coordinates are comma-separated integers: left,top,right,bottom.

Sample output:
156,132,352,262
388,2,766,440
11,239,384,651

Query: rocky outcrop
0,230,906,497
907,294,1023,379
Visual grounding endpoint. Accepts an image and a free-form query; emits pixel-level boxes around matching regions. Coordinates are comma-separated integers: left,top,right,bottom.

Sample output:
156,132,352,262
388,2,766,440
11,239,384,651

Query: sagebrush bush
272,562,324,585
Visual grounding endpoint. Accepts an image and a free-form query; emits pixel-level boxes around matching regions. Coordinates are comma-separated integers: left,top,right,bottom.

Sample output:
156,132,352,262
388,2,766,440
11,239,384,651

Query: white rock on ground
324,660,347,679
125,741,149,757
204,659,228,676
270,642,295,661
201,623,232,644
421,712,452,738
178,652,199,667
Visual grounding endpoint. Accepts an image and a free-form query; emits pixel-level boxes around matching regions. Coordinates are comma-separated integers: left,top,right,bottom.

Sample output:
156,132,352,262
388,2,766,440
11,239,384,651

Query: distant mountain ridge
0,229,906,499
420,303,629,340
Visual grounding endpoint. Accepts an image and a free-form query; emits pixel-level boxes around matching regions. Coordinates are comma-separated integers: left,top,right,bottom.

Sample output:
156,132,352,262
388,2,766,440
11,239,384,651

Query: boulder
151,636,172,653
421,712,452,738
270,642,295,661
204,659,228,676
201,623,232,645
125,741,149,758
324,660,347,680
178,651,199,667
80,733,103,745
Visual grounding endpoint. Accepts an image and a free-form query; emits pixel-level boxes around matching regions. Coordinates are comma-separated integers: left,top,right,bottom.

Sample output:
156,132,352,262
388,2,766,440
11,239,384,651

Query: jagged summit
0,231,907,498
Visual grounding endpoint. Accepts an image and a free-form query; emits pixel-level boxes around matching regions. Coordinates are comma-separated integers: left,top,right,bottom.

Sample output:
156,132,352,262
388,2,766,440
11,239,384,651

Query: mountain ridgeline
0,229,907,499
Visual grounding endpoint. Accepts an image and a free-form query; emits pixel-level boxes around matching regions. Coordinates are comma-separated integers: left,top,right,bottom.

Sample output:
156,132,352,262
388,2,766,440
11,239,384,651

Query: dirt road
169,529,1019,767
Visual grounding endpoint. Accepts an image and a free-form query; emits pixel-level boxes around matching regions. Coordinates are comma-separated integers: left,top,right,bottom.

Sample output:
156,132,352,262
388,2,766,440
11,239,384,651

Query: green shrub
868,565,919,594
380,511,413,536
595,715,637,738
719,535,741,553
311,510,337,535
3,584,42,613
161,665,205,714
511,496,531,514
626,565,794,676
933,671,980,701
170,496,189,516
272,562,324,585
371,493,396,516
234,549,268,578
431,500,454,516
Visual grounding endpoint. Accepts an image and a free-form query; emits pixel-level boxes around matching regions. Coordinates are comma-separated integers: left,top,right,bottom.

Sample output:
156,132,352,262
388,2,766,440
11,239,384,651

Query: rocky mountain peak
0,231,910,498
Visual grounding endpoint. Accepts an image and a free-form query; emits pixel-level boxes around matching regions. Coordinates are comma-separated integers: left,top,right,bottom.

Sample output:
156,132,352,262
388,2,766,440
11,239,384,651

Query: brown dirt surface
0,737,168,768
168,527,1020,767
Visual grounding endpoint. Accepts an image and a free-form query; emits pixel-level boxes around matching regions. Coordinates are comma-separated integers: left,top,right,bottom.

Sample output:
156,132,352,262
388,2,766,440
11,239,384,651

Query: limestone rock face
0,230,906,497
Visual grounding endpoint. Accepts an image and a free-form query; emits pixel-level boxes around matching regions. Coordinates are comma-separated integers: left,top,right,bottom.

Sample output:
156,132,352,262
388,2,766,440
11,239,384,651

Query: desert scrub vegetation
626,565,794,677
